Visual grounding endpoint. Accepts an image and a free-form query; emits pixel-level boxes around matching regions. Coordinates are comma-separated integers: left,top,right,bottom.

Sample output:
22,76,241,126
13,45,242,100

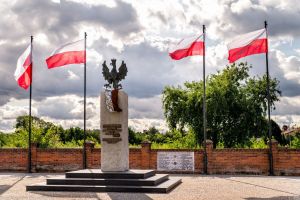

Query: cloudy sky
0,0,300,133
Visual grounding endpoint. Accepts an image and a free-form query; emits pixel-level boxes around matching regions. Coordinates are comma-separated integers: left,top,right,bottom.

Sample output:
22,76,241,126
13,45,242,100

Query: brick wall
0,148,27,171
0,140,300,175
275,139,300,175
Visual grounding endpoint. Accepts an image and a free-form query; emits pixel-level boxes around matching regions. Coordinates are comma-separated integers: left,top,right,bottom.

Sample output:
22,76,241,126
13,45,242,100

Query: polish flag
46,39,85,69
169,34,204,60
227,28,268,63
14,45,32,90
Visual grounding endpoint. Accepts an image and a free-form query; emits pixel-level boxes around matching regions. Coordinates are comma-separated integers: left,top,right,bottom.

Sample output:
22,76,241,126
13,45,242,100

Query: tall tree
163,63,281,148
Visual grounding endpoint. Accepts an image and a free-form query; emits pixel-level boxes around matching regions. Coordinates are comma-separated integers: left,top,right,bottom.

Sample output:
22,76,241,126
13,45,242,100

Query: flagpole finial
264,20,267,28
84,32,87,38
203,25,206,33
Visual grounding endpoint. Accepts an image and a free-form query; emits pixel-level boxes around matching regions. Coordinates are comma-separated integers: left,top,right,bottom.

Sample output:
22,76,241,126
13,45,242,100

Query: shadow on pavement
108,193,154,200
0,175,25,195
30,191,154,200
30,191,102,199
0,185,10,195
223,178,299,196
245,195,300,200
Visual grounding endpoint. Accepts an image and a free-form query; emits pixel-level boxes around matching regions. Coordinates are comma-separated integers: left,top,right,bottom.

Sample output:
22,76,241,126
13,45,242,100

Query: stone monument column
100,90,129,171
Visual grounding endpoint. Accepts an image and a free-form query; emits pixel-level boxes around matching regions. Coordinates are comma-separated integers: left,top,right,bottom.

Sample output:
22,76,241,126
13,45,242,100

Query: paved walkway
0,173,300,200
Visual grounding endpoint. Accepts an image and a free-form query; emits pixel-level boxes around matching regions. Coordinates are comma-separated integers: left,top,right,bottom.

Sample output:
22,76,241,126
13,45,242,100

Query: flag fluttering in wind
169,34,204,60
15,38,34,173
168,27,208,174
227,28,267,63
46,39,85,69
15,44,32,90
46,34,88,169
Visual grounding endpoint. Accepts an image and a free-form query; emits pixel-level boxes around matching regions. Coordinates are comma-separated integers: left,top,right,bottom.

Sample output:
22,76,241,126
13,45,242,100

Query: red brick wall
194,150,204,173
88,148,101,168
209,149,269,174
275,148,300,175
0,148,27,171
129,149,142,169
0,140,300,175
36,148,82,172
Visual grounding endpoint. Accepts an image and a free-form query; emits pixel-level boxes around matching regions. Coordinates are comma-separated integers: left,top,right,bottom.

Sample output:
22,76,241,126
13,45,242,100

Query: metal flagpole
28,35,33,173
203,25,208,174
265,21,274,175
83,32,87,169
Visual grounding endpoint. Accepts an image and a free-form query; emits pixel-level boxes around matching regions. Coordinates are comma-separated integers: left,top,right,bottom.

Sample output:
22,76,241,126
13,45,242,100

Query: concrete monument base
26,169,182,193
100,90,129,171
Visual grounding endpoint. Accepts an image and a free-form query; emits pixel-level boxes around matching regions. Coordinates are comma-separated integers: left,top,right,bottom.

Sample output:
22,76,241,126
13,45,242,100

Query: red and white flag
169,34,204,60
46,39,85,69
227,28,268,63
14,45,32,90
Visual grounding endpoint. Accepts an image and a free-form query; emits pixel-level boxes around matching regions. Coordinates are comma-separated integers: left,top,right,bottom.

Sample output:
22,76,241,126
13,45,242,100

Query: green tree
0,132,8,147
163,63,281,148
128,127,144,145
291,133,300,148
2,115,102,148
144,126,160,141
270,119,287,145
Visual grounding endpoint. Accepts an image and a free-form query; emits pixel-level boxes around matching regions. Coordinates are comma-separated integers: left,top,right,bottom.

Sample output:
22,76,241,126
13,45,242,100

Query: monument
100,59,129,171
26,59,181,193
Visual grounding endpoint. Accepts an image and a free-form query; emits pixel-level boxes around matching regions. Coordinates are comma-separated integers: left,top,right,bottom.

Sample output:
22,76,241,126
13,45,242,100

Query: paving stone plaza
1,173,300,200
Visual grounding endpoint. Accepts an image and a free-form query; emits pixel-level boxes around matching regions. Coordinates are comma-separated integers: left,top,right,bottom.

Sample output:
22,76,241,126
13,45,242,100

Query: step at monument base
66,169,155,179
26,169,182,193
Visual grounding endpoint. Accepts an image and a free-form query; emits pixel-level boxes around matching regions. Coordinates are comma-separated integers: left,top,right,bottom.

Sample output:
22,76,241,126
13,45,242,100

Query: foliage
151,130,197,149
290,133,300,148
0,115,100,148
163,62,282,148
0,115,300,149
248,137,268,149
128,126,197,149
128,127,146,145
1,115,198,149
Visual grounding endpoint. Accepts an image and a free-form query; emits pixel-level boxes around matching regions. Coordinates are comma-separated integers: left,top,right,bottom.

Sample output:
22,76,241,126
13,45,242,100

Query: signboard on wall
157,151,194,171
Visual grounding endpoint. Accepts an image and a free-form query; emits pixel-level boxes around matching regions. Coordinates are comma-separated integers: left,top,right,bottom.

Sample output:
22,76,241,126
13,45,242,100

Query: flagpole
202,25,208,174
28,35,33,173
264,21,274,175
83,32,87,169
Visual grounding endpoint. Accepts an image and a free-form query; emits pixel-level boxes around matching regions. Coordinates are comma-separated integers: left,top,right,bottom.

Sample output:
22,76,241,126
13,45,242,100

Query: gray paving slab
1,173,300,200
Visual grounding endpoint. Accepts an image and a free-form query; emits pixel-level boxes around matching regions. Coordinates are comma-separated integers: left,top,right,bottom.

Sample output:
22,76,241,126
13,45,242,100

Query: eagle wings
102,59,128,90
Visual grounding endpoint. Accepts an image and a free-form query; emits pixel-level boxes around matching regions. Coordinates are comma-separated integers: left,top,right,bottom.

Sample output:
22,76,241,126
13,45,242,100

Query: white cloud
273,115,300,128
36,95,96,120
67,70,80,80
231,0,253,14
275,50,300,83
129,95,163,119
129,118,167,133
274,96,300,116
66,0,117,7
35,33,50,46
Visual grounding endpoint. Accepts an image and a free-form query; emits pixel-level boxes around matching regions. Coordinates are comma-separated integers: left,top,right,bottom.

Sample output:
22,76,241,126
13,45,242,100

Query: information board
157,151,194,171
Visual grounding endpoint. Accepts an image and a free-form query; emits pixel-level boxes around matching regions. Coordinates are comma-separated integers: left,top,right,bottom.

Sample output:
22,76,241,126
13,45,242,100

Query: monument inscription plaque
102,124,122,143
157,152,194,171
